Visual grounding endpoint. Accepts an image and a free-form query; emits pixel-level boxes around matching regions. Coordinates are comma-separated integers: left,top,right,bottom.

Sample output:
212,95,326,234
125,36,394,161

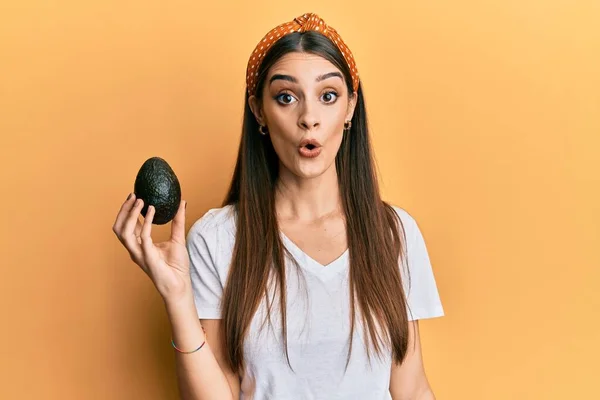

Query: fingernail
127,193,132,200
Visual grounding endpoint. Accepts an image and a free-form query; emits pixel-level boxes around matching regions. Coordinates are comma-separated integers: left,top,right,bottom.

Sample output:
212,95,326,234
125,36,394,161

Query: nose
297,99,320,131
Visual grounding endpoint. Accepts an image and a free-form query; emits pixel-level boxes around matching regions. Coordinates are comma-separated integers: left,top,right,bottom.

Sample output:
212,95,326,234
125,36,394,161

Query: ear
248,95,267,126
345,91,358,122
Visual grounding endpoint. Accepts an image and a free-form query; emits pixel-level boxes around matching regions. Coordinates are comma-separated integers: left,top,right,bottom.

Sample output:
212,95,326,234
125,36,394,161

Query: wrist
156,275,193,303
163,290,196,315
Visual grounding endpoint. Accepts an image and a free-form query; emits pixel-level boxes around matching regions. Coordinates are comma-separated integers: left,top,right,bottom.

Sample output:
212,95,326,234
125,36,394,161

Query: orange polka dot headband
246,12,360,96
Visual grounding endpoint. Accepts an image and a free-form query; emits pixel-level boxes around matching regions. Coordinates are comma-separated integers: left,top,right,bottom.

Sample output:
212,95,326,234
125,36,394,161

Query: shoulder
388,204,420,243
188,204,237,239
389,204,417,227
186,204,237,269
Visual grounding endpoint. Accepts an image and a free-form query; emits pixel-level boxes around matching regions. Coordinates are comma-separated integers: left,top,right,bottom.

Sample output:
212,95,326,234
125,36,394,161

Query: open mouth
298,140,322,158
299,138,322,149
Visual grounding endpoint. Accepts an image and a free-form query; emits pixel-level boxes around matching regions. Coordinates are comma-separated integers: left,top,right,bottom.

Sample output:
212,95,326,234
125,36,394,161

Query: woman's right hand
112,193,192,303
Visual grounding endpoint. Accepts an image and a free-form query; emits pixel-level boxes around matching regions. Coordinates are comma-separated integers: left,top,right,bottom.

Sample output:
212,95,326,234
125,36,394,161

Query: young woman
113,12,444,400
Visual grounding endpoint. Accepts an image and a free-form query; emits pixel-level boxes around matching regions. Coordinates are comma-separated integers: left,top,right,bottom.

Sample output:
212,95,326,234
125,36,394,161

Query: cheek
326,113,346,142
267,128,297,162
267,118,296,149
269,135,290,157
263,105,293,135
326,105,348,133
329,128,345,154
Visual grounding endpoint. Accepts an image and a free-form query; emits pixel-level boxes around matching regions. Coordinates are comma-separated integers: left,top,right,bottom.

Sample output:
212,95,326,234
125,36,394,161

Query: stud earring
259,125,268,135
344,120,352,131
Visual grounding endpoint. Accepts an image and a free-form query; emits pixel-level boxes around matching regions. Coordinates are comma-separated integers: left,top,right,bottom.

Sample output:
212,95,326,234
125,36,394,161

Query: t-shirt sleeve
186,212,224,319
398,208,445,321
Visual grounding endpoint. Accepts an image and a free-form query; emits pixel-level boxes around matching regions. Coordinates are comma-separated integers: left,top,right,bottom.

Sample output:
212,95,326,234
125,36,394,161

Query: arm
113,196,237,399
166,295,239,400
389,320,437,400
200,319,241,399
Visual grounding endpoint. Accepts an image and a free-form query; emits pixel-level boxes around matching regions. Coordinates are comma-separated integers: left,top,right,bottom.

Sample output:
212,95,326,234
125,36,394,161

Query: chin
294,168,325,179
293,159,333,179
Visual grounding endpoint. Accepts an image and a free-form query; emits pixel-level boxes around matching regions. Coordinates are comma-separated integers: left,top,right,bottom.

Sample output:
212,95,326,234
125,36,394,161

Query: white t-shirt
186,204,444,400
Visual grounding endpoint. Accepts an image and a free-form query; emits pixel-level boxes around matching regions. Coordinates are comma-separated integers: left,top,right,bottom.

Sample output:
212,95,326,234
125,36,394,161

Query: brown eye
275,93,297,105
321,91,338,104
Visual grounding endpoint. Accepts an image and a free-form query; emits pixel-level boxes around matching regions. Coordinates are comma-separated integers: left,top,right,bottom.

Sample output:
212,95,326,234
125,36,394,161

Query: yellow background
1,1,598,399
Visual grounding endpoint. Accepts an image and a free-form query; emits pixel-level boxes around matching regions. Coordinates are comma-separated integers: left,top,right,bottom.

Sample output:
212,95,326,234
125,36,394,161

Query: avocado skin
133,157,181,225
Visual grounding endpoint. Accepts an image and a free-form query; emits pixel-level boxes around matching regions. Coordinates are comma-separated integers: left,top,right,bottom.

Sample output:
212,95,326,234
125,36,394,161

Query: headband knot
246,13,360,96
293,13,324,32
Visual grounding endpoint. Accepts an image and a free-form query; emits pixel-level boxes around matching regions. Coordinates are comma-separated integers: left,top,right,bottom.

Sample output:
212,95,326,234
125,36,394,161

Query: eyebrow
269,72,344,86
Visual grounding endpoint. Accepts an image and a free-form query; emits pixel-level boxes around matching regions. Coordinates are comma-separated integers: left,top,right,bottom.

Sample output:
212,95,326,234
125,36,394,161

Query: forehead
267,52,341,80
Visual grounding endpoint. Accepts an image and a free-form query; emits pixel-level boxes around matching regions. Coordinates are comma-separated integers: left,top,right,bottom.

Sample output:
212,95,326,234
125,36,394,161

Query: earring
259,125,268,135
344,120,352,131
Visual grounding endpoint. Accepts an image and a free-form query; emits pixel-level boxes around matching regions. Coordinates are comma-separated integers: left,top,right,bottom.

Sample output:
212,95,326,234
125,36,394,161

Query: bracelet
171,325,207,354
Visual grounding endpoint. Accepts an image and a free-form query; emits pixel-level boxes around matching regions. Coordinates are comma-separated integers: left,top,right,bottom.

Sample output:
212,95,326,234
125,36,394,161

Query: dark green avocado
134,157,181,225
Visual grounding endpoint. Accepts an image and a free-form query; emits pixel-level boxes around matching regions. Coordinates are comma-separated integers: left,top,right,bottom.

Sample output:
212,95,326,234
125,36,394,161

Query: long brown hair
221,31,411,374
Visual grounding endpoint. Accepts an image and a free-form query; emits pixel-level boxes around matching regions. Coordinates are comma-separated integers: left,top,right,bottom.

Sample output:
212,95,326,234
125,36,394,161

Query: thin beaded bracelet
171,325,207,354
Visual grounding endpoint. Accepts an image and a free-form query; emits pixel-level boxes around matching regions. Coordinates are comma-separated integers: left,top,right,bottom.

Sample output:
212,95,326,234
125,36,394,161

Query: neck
274,163,342,223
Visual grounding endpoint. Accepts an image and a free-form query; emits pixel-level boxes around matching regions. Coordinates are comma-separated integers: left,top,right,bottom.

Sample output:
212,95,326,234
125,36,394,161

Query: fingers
134,216,143,244
170,200,186,244
140,204,163,275
112,193,136,234
140,204,156,255
121,198,145,262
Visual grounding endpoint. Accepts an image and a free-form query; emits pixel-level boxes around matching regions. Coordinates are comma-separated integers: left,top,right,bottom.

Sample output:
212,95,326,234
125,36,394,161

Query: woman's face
249,52,357,180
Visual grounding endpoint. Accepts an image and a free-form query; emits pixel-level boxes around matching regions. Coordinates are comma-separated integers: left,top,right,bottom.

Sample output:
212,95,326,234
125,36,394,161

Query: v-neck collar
280,231,349,280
